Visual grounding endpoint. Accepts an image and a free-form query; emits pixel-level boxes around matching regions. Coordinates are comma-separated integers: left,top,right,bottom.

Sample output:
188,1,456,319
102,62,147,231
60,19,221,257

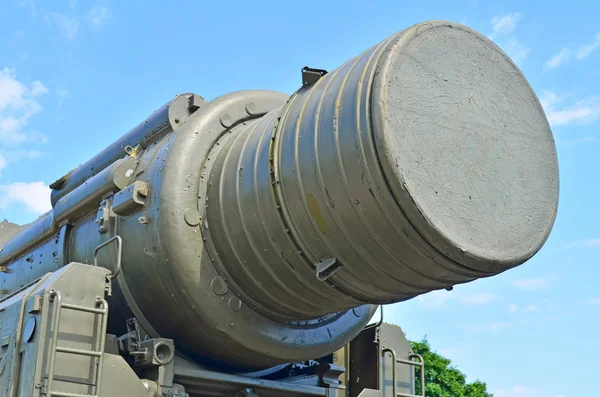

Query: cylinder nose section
206,21,559,323
372,21,559,271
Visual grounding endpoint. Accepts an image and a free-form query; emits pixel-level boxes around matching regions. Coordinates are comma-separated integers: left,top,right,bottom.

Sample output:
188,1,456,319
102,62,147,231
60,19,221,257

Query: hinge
38,378,47,396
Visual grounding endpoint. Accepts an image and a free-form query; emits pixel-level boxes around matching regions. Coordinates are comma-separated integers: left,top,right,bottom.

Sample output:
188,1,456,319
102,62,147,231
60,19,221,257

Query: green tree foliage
409,339,493,397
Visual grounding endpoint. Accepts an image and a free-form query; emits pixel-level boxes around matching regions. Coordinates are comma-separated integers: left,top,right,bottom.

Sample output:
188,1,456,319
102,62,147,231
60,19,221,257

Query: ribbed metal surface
207,22,558,321
207,31,478,320
207,109,360,320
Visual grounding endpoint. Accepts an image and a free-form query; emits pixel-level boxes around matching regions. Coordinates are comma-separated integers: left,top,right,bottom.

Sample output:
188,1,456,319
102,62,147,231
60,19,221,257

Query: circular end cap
372,21,559,270
154,342,174,365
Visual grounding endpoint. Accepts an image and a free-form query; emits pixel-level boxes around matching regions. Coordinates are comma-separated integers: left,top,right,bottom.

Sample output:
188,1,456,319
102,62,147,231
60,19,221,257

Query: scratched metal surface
373,22,559,271
205,21,559,322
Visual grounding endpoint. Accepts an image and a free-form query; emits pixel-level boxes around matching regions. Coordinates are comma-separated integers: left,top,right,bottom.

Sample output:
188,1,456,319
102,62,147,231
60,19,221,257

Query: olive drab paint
0,21,558,396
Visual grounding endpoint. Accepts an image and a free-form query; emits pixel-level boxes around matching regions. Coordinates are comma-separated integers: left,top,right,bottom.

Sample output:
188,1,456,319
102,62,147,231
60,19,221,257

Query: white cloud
511,274,557,291
585,298,600,305
500,37,530,64
540,91,600,126
56,87,71,109
576,32,600,60
39,6,111,40
508,304,537,313
30,81,49,97
544,32,600,70
488,322,508,330
562,238,600,249
417,290,453,308
512,278,548,290
17,0,38,16
56,88,70,99
489,13,522,40
458,322,510,332
0,182,51,215
459,292,502,305
437,343,478,359
417,289,502,308
556,136,597,148
0,67,49,145
494,385,540,397
45,12,80,40
0,154,6,176
88,6,111,30
1,149,43,162
0,68,48,212
488,13,529,64
545,48,571,70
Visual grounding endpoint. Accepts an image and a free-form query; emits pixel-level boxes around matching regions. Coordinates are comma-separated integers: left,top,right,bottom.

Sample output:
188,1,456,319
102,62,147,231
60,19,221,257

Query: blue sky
0,1,598,396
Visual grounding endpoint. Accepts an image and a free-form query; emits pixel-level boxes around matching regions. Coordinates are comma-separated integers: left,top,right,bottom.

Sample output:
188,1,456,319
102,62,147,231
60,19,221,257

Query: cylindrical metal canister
206,21,559,321
0,21,559,372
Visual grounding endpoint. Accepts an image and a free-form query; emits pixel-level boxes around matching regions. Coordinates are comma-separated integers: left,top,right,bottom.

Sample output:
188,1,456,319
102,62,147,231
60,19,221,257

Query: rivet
220,114,233,128
211,277,228,296
184,209,201,227
228,296,242,312
245,102,258,115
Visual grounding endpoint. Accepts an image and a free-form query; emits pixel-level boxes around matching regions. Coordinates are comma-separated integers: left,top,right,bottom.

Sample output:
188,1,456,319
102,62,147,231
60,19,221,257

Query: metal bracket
316,257,343,281
318,363,345,388
117,318,151,357
117,319,181,397
112,181,149,216
236,388,260,397
302,66,328,86
95,198,113,234
187,93,205,111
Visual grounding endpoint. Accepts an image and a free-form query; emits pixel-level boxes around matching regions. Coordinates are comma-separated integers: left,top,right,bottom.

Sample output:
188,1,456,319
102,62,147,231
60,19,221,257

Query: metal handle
382,348,425,397
93,235,123,279
364,305,384,331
